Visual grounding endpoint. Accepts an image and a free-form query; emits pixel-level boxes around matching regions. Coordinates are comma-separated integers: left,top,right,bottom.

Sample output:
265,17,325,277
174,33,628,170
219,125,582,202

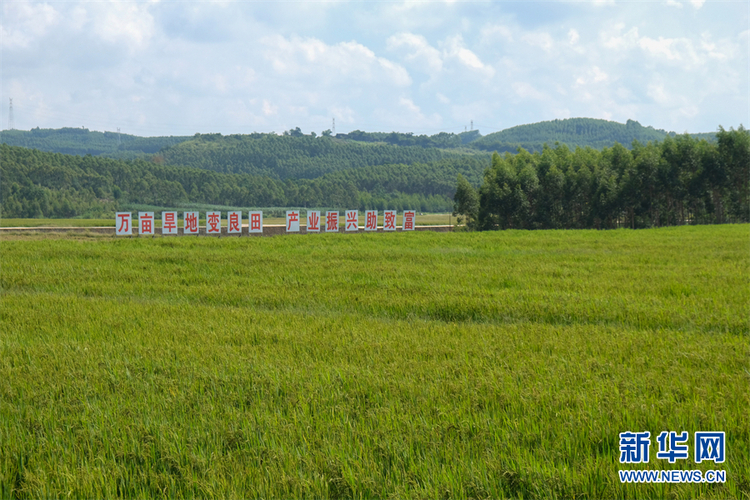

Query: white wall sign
228,211,242,234
364,210,378,231
116,212,132,236
114,208,421,237
307,211,321,233
139,212,154,236
206,211,222,234
403,210,416,231
326,211,339,232
345,210,358,231
248,211,263,234
383,210,397,231
162,211,178,235
184,211,200,235
287,210,300,232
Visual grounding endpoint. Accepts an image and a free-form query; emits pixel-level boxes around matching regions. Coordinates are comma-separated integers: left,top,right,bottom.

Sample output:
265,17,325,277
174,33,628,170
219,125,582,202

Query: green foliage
158,133,482,179
0,226,747,497
473,128,749,229
470,118,717,154
0,145,490,217
1,122,737,221
452,174,479,230
334,130,471,149
0,127,191,159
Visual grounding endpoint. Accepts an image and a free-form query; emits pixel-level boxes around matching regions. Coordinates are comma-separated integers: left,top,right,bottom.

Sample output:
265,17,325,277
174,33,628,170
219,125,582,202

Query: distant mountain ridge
469,118,716,154
0,127,191,159
0,118,717,162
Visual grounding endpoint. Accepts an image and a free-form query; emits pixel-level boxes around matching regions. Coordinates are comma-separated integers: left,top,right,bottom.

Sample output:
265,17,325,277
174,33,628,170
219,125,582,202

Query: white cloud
443,35,494,78
262,99,277,116
512,82,547,101
603,25,640,51
263,35,412,87
568,29,580,44
0,2,60,49
575,66,609,87
522,32,555,53
399,97,422,115
480,24,514,44
1,1,746,135
387,33,443,75
91,3,155,49
330,105,356,124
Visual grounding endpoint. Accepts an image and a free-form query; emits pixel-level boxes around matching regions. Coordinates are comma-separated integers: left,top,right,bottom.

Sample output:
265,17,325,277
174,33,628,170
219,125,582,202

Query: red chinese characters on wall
206,211,221,235
307,211,321,233
383,210,397,231
139,212,154,236
365,210,378,231
249,211,263,233
228,211,242,234
184,212,199,235
345,210,358,232
326,211,339,232
403,210,416,231
114,207,422,237
116,212,132,236
162,211,178,235
287,210,300,232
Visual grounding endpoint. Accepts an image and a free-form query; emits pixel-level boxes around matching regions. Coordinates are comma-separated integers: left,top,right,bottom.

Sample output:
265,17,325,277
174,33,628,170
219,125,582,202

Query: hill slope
1,144,488,217
157,133,486,179
0,127,191,159
470,118,715,153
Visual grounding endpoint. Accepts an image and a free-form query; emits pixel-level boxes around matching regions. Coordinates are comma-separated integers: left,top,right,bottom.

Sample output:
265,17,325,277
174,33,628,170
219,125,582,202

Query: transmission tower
117,127,121,145
470,120,473,131
332,118,335,135
8,98,14,130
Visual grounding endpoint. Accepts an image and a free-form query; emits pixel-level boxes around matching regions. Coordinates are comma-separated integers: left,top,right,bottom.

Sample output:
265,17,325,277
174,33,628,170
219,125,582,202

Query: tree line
157,133,485,179
469,118,716,154
0,127,190,159
454,127,748,230
1,145,485,218
3,119,717,167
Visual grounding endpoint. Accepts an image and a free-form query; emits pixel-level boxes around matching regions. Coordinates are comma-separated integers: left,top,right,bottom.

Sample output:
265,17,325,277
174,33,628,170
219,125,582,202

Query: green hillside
0,120,719,173
158,133,485,179
470,118,716,153
0,127,191,159
0,144,487,217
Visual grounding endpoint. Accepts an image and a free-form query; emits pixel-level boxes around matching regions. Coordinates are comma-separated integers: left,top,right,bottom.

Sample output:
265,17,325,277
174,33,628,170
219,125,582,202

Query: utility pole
8,98,14,130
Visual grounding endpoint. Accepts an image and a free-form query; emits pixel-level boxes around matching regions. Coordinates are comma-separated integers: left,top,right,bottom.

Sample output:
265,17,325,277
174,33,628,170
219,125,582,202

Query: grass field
0,213,454,228
1,225,747,498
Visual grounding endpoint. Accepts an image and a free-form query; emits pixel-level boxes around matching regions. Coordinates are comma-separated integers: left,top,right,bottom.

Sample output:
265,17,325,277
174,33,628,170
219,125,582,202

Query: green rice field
1,225,747,498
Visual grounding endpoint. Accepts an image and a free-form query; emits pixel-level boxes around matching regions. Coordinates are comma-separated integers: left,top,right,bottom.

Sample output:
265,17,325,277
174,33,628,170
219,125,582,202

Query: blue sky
2,0,747,137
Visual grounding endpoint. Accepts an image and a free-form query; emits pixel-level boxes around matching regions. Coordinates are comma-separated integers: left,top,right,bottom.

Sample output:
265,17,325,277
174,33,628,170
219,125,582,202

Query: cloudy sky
2,0,747,137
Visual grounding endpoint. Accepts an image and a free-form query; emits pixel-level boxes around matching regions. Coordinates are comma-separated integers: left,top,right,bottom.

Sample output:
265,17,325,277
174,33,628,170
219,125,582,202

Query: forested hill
0,127,191,159
470,118,715,153
0,144,486,218
1,119,718,168
157,133,485,179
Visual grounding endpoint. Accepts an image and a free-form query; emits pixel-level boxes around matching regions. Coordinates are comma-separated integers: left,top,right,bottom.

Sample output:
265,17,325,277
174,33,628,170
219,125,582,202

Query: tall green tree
452,174,479,230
